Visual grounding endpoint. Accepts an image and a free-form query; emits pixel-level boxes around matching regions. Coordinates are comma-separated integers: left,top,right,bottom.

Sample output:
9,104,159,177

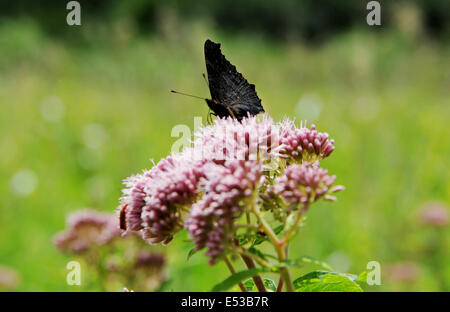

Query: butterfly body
205,99,230,118
204,39,264,120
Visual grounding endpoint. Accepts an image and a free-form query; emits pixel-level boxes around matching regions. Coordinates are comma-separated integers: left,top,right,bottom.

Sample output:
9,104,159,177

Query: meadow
0,18,449,291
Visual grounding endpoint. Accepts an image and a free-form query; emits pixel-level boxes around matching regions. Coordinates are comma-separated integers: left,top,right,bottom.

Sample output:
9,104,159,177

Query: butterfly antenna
170,90,207,100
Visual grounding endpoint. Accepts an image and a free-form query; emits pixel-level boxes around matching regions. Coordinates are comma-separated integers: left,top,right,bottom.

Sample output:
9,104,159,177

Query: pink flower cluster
186,160,263,264
121,156,204,244
418,201,449,227
53,209,168,291
279,120,335,162
188,114,282,163
271,163,344,205
53,210,121,254
134,251,166,270
119,115,341,264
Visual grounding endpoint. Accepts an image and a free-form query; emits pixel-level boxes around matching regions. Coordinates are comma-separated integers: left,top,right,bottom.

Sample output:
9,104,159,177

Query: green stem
250,200,282,255
281,203,308,246
224,256,247,292
279,266,294,292
250,195,294,292
276,244,289,292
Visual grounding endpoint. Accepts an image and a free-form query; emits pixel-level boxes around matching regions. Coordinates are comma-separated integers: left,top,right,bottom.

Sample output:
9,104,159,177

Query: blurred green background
0,0,449,291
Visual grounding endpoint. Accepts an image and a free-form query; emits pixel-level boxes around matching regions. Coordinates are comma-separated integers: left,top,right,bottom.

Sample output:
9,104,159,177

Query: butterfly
172,39,265,121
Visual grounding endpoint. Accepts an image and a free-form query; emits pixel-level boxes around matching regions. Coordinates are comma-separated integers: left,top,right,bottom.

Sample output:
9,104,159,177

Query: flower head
418,201,449,227
53,209,120,254
190,114,282,163
186,160,263,264
120,176,146,231
132,251,167,290
0,265,20,291
120,157,204,245
279,120,335,163
385,262,420,283
271,163,344,205
134,251,166,270
139,157,204,244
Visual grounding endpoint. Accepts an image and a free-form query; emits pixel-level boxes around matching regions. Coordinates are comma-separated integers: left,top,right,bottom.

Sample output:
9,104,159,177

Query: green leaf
263,278,277,291
293,270,329,285
247,246,267,260
238,236,249,246
186,248,198,261
285,213,297,230
247,246,278,261
356,270,369,284
252,225,284,246
211,267,276,292
252,236,267,246
274,224,284,234
243,279,255,292
293,271,363,292
283,256,333,271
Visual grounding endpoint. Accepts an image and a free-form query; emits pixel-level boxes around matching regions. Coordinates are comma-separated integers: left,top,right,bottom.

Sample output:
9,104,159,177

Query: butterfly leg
226,106,237,119
208,111,216,124
206,109,211,124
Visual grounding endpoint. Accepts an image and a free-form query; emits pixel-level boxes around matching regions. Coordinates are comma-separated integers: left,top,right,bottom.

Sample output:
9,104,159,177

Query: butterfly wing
204,39,264,120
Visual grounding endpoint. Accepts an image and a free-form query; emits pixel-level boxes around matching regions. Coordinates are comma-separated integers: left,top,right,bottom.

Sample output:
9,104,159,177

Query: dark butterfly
172,39,264,121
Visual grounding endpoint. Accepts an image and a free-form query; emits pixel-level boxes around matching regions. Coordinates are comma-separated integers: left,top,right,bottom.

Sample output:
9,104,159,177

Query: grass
0,19,449,291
